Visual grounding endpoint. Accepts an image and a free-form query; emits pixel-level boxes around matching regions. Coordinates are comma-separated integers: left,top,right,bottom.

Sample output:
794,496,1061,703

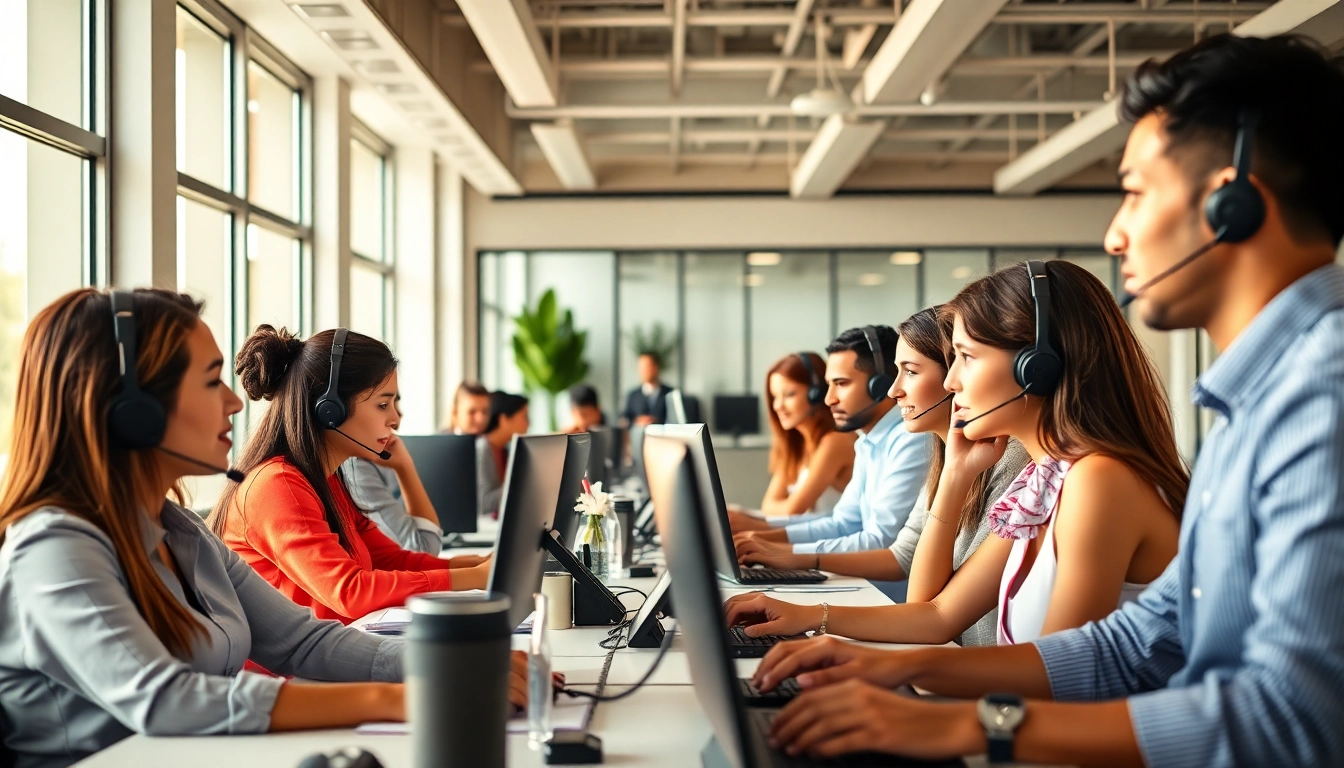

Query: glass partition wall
478,248,1117,433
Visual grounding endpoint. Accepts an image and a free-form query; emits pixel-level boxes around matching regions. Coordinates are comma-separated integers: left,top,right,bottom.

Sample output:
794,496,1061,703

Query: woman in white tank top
727,351,855,521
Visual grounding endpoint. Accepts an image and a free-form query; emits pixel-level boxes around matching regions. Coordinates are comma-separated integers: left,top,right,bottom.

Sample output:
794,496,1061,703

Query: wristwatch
977,693,1026,764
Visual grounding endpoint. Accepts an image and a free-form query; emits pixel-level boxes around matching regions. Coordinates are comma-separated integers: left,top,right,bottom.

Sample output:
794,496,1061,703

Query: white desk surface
77,571,1008,768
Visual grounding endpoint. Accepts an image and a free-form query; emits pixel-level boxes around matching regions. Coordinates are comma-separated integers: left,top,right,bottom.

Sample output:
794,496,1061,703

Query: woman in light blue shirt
0,288,527,768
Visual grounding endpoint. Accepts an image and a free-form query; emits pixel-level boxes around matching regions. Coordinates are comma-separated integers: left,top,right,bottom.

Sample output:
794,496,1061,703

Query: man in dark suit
620,352,672,426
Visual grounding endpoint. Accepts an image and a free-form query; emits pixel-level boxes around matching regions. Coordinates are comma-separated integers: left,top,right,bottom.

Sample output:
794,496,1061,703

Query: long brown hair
209,326,397,552
765,352,837,485
897,307,995,534
0,288,208,657
945,261,1188,515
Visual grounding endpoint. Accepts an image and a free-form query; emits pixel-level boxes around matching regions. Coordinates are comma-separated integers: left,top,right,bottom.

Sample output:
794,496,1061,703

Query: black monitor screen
713,395,759,436
398,434,478,535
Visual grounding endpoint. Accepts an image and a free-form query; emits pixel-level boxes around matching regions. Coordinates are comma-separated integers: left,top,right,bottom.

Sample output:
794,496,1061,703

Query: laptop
645,424,826,586
643,435,965,768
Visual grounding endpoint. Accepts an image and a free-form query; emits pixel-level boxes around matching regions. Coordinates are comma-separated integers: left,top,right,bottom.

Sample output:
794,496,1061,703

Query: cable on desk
560,619,677,704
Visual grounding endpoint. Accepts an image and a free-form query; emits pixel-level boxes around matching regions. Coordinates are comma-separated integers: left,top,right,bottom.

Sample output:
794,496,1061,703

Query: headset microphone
156,447,246,483
1118,230,1226,309
334,428,393,461
953,388,1030,429
909,393,953,421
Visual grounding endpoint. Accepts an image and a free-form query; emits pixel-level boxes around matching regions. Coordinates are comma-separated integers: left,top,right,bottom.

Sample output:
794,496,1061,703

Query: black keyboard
738,676,802,705
737,567,828,585
747,709,966,767
727,625,802,658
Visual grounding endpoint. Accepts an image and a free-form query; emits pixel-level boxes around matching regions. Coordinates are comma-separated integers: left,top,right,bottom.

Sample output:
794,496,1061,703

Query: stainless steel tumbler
406,592,513,768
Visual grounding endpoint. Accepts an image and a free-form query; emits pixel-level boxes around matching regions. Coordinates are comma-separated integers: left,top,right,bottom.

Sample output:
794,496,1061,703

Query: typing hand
733,535,809,570
768,679,979,761
723,594,819,642
448,552,490,569
727,509,770,533
752,635,913,693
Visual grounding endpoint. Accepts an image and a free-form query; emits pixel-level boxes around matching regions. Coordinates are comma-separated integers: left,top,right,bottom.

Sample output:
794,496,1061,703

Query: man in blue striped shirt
745,35,1344,767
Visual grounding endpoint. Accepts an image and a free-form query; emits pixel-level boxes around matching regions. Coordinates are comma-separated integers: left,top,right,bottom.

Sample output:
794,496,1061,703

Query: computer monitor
644,436,960,768
667,389,688,424
627,570,672,649
642,435,753,765
585,425,624,488
644,424,741,581
552,433,592,549
487,433,569,629
713,395,759,437
398,434,478,535
628,423,649,496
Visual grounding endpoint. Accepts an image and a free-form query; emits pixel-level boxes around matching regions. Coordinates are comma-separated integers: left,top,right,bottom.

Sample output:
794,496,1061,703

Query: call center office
2,1,1344,767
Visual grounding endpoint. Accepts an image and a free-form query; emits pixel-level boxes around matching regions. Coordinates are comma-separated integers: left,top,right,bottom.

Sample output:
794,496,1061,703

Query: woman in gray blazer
0,288,529,768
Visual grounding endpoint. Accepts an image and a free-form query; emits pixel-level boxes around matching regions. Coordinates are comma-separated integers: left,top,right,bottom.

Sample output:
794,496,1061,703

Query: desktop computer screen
644,424,738,579
552,432,592,550
713,395,759,437
398,434,478,535
487,433,568,629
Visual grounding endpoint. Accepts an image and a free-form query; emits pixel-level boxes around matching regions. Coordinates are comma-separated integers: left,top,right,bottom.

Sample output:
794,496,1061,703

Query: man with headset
748,35,1344,767
729,325,929,562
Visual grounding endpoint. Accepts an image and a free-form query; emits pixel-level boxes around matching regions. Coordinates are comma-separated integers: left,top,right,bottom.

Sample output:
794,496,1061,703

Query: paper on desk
355,695,593,735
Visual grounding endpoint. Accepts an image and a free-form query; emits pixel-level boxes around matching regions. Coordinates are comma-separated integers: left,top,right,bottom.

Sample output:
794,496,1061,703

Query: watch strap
986,732,1013,764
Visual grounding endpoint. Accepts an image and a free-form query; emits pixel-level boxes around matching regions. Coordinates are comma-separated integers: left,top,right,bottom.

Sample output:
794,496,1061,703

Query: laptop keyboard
738,677,803,701
738,567,828,584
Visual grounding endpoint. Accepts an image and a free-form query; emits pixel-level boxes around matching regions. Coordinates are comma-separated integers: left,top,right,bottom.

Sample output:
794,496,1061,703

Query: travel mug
406,591,513,768
612,496,636,570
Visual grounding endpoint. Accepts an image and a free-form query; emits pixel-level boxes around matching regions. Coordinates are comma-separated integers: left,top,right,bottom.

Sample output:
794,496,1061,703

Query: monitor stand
541,530,626,626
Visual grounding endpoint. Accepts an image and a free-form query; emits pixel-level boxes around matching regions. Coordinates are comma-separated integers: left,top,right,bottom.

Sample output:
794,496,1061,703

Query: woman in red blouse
210,325,490,624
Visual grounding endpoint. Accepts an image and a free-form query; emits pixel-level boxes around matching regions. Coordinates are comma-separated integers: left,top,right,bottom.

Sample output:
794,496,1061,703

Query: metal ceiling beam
457,0,558,107
862,0,1013,105
584,127,1038,145
993,0,1344,195
791,116,888,198
506,52,1158,77
506,99,1105,120
670,0,689,96
766,0,816,98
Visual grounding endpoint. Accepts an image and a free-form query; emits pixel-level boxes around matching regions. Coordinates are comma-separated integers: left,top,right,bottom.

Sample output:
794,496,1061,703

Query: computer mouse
296,747,385,768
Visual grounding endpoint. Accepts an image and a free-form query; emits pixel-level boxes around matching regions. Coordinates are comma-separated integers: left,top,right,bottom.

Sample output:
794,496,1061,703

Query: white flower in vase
574,481,610,518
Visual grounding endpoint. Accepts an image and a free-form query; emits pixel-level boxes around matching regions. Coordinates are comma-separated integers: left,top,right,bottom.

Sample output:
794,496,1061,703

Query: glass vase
573,511,622,582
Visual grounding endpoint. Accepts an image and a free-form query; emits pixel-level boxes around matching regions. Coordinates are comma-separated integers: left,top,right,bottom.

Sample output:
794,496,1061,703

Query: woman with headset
728,261,1186,648
728,352,855,520
0,289,529,767
734,308,1030,647
210,325,489,625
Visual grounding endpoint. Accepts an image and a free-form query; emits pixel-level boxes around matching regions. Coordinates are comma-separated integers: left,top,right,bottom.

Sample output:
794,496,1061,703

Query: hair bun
236,325,305,401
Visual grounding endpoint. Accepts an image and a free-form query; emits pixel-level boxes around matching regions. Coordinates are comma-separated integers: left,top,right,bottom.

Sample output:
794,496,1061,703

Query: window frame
349,118,394,341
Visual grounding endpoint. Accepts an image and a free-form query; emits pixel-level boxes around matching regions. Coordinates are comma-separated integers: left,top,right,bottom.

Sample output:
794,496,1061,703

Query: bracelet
927,511,953,524
817,602,830,636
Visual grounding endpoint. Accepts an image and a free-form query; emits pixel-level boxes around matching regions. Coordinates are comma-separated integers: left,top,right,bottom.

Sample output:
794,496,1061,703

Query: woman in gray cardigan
0,288,528,768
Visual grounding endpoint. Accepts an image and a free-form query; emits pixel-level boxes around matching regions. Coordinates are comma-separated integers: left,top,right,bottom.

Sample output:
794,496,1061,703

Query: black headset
313,328,350,429
108,290,169,450
795,352,826,406
860,326,896,403
1204,107,1265,244
1014,261,1064,396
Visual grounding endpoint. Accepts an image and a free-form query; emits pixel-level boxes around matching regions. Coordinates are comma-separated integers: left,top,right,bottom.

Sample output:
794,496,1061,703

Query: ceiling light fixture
858,273,886,286
320,29,378,51
746,251,782,266
890,251,922,266
291,3,350,19
743,274,767,287
374,83,417,95
790,11,852,118
950,266,973,280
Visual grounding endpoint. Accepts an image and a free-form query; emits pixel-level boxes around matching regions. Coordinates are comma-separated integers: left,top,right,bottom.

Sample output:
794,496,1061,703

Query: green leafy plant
512,289,590,431
629,322,678,371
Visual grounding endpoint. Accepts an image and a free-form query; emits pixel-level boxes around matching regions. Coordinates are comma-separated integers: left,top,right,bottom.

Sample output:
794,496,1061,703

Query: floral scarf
987,456,1072,540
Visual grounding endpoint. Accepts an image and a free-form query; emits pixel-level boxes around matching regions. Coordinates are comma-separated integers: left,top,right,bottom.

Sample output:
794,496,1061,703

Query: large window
175,0,310,502
0,0,105,477
479,248,1120,433
349,122,393,341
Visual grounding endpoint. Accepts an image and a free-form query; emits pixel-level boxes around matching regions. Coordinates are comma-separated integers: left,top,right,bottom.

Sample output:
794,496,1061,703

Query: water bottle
527,592,554,750
605,500,625,581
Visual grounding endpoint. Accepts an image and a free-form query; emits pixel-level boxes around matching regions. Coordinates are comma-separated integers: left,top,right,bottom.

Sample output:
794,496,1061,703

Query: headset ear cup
314,397,346,430
1014,348,1063,396
1204,180,1266,244
867,374,895,403
108,395,167,450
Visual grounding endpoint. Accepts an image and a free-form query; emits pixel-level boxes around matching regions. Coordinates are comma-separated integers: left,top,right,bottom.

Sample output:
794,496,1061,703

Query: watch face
977,696,1026,732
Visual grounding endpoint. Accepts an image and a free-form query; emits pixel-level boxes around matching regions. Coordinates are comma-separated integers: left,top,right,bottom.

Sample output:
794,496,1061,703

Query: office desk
76,574,996,768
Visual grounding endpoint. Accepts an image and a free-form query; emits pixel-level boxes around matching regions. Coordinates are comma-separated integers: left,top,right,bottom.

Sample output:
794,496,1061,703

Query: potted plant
512,289,590,431
629,322,678,373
